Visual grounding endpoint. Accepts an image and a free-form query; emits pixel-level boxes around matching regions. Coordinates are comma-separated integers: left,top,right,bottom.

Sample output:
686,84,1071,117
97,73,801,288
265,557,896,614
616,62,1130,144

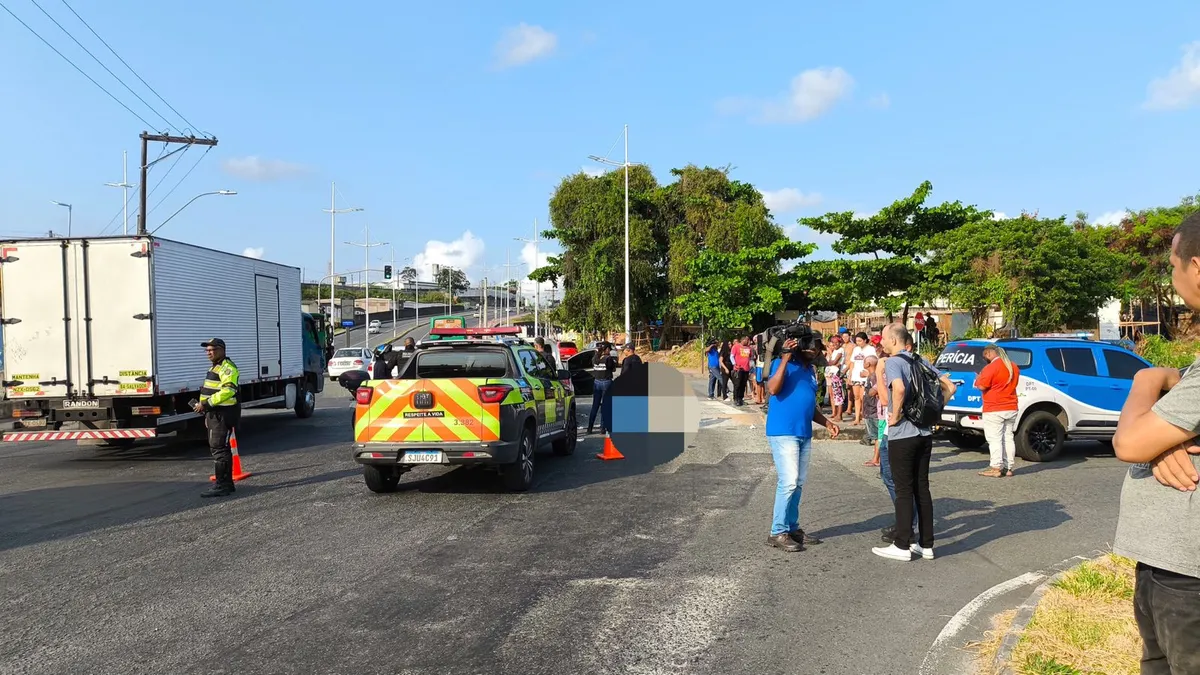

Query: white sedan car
367,320,382,334
328,347,373,381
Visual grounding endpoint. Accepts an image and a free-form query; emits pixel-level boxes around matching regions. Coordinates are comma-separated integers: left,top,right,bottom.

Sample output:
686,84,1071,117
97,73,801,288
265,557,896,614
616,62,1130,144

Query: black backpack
898,352,944,428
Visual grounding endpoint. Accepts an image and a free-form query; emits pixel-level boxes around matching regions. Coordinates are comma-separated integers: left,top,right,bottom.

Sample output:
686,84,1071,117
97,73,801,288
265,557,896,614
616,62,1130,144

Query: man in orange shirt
731,336,754,406
975,345,1020,477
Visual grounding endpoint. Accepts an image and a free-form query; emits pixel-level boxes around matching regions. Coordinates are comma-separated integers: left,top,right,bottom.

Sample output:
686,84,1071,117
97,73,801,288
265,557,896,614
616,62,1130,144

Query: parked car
328,347,373,381
934,337,1151,462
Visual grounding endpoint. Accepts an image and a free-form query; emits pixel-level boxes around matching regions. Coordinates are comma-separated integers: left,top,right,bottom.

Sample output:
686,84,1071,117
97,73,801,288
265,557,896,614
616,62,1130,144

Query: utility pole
105,150,135,235
138,131,218,235
345,222,387,349
322,182,363,333
515,219,540,338
389,246,397,338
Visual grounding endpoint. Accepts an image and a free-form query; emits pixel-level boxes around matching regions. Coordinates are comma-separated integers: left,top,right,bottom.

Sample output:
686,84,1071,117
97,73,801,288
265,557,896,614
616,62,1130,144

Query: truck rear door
85,239,153,398
1,240,72,399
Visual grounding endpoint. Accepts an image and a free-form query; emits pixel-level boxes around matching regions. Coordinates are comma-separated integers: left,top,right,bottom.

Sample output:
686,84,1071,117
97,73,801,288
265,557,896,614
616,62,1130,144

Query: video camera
761,320,826,368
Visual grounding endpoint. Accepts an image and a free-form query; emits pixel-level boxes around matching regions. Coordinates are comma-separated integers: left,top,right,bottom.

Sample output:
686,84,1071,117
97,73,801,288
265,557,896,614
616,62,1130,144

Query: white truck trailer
0,236,326,444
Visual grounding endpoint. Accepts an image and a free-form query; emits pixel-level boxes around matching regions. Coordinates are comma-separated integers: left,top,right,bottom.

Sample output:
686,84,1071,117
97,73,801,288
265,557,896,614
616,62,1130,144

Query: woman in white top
848,332,877,425
824,335,846,421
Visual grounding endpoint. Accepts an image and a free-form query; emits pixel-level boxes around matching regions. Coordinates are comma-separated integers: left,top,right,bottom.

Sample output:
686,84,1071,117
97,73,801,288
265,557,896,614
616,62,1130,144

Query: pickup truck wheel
294,381,316,419
363,465,400,493
552,406,577,456
1016,411,1066,462
501,426,535,492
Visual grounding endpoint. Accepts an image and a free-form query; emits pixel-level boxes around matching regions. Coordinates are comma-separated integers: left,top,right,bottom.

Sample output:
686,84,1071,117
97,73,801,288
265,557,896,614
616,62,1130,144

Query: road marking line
918,571,1045,675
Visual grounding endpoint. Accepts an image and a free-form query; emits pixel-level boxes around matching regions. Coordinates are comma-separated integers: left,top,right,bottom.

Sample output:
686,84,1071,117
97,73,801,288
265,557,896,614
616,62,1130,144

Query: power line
0,0,156,129
57,0,204,136
100,144,167,235
149,146,212,215
101,144,185,235
28,0,176,132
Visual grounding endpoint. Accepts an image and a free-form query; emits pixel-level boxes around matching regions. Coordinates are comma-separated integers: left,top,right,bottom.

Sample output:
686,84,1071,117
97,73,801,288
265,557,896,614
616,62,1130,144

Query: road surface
0,373,1130,674
336,308,505,350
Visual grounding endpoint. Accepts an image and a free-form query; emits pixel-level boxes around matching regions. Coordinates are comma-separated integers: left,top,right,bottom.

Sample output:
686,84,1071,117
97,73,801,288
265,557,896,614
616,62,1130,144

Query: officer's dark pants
206,406,241,488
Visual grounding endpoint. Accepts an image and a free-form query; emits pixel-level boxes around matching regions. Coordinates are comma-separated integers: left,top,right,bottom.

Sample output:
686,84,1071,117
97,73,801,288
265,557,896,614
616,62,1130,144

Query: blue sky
3,0,1200,297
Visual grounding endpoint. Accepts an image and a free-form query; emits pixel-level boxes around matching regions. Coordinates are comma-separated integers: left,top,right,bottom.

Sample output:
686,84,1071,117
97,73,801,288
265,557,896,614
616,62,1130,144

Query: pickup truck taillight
478,384,513,404
355,387,373,405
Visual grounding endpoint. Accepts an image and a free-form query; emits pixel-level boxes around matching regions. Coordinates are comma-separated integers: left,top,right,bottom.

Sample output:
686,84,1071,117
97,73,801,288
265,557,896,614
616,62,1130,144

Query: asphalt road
335,309,502,351
0,374,1131,675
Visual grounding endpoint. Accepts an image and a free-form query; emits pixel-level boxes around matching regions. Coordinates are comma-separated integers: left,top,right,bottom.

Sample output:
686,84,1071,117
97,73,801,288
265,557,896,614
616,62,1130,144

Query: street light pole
346,221,387,350
515,219,540,337
589,124,641,345
150,191,237,234
322,183,363,337
104,150,136,235
50,201,72,237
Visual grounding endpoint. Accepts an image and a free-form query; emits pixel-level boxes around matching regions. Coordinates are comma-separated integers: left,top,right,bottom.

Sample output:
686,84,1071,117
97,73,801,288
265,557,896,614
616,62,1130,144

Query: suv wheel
943,430,986,450
502,426,535,492
1016,411,1066,462
552,406,577,456
363,465,400,493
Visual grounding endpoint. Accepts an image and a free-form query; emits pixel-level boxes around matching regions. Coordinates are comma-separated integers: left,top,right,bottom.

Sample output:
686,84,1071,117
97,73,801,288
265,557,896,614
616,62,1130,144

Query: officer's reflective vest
200,357,240,408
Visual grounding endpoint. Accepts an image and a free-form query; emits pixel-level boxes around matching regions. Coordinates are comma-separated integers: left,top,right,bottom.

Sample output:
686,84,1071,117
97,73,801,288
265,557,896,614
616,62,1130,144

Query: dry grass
1007,554,1140,675
967,609,1018,675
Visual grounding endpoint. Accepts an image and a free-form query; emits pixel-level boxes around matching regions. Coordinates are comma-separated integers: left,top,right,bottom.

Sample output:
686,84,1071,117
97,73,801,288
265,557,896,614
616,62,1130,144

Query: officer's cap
201,338,227,349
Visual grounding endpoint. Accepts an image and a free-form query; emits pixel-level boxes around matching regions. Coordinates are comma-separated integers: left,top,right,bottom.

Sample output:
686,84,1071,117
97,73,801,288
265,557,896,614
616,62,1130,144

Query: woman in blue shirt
764,336,841,552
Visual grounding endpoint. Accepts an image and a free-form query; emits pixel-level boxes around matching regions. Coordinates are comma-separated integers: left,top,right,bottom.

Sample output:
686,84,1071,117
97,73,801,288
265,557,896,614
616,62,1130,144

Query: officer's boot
201,460,235,498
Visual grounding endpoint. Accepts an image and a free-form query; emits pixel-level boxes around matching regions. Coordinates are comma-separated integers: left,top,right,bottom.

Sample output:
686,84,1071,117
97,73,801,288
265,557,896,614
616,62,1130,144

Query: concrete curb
682,372,866,440
991,551,1105,674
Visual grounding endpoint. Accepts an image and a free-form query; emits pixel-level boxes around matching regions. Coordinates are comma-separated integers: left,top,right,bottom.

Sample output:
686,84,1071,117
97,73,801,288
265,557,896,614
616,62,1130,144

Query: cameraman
764,332,840,552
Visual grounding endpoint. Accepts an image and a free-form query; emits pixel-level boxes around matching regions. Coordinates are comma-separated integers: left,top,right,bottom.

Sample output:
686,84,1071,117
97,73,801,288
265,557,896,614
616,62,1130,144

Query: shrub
1135,335,1199,368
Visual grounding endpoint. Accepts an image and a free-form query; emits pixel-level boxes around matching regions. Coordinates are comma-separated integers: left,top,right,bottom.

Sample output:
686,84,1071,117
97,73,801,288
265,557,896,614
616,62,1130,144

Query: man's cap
201,338,226,349
870,335,882,344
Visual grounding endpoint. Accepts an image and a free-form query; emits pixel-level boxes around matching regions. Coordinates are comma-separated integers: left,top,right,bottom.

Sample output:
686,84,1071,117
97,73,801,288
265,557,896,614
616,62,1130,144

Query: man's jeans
588,379,613,432
767,435,812,536
1134,563,1200,675
707,367,722,398
983,410,1018,470
879,432,918,531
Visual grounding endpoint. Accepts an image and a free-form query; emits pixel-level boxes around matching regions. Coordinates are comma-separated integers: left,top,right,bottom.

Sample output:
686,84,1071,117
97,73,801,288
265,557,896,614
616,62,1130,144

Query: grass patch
1135,335,1200,368
967,609,1017,675
1007,554,1140,675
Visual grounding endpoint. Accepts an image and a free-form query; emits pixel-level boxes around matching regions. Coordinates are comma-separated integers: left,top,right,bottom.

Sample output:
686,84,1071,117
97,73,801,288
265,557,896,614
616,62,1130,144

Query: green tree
926,215,1122,335
796,181,986,319
434,267,470,293
677,238,816,331
399,266,418,283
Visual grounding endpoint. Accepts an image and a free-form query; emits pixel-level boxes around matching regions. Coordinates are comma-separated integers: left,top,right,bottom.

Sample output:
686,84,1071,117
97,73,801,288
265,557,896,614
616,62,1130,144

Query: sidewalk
684,373,867,441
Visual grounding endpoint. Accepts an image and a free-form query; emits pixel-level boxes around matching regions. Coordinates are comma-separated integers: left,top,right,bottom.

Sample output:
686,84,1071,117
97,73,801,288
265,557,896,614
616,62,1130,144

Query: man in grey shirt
1112,214,1200,675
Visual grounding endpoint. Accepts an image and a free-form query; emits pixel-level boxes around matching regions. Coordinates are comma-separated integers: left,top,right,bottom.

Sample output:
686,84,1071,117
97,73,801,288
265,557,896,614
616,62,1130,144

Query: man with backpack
872,323,957,562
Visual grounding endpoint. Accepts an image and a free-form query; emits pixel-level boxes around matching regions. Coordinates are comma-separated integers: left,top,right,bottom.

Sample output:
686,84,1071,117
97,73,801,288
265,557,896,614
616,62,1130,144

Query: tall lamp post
515,219,541,337
589,124,642,345
346,221,387,350
50,201,72,237
150,190,237,234
322,182,363,331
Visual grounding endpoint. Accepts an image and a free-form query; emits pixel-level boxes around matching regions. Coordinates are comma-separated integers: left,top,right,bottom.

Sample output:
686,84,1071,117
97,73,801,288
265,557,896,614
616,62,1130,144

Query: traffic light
383,265,392,280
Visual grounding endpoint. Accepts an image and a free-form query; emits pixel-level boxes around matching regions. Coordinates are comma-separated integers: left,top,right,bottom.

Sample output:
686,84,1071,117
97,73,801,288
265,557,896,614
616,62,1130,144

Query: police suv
934,337,1151,462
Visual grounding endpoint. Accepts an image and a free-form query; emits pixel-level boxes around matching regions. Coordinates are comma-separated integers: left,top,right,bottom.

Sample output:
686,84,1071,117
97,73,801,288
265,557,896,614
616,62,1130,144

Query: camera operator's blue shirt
765,358,818,437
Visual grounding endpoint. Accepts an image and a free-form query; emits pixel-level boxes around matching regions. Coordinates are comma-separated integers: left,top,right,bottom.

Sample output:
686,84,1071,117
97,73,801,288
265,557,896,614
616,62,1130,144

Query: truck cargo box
1,236,302,403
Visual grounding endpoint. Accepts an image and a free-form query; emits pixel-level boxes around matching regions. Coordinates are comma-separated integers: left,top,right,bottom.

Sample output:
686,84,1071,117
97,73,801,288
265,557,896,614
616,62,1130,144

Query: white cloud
868,93,891,109
518,241,555,301
991,211,1008,221
581,165,606,177
242,247,264,259
762,67,854,123
412,232,486,281
1093,210,1131,226
760,188,822,214
494,23,557,69
220,156,309,181
852,210,877,220
1144,42,1200,111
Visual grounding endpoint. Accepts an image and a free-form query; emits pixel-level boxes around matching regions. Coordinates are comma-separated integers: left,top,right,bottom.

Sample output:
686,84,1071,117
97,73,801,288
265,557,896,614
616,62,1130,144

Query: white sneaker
872,544,913,561
910,544,934,560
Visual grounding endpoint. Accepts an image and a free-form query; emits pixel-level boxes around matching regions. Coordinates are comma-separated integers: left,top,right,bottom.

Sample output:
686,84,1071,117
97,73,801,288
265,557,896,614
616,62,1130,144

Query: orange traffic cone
596,432,624,461
210,429,252,481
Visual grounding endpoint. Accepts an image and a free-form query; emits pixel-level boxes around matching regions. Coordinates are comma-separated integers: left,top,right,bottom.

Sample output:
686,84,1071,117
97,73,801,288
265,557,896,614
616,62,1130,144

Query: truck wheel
552,406,577,456
363,465,400,493
943,430,986,450
501,426,536,492
1016,411,1066,462
295,381,316,419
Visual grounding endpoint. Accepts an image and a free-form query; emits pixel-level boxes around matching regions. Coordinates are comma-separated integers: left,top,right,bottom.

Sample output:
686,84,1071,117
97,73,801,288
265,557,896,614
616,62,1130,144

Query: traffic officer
193,338,240,498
